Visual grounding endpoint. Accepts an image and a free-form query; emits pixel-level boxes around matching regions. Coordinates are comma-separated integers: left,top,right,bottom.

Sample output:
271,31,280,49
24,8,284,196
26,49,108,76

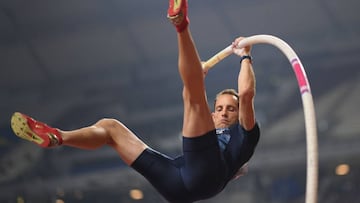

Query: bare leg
177,28,215,137
11,111,147,165
60,118,148,165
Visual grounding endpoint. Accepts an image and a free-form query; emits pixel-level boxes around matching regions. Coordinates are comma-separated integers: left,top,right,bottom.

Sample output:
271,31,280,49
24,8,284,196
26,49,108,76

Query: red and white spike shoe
11,112,63,148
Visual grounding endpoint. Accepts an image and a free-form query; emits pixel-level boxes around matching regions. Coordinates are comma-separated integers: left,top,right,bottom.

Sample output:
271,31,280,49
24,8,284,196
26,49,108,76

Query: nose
221,109,228,117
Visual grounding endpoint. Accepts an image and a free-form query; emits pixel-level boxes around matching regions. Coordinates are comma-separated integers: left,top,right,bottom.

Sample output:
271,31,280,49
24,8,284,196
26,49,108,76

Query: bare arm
232,37,256,131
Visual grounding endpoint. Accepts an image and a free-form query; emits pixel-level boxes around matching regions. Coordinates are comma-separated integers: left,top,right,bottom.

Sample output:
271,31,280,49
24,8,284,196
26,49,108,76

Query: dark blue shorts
131,130,227,203
131,123,260,203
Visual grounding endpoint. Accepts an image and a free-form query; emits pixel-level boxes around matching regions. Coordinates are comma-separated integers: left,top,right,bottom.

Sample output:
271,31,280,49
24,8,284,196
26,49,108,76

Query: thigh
181,130,227,197
95,118,148,165
131,148,192,203
182,87,215,137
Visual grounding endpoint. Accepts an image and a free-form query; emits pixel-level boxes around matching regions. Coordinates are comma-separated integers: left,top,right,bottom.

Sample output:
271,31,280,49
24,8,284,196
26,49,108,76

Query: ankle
48,128,63,147
168,14,189,33
176,18,189,32
167,0,189,33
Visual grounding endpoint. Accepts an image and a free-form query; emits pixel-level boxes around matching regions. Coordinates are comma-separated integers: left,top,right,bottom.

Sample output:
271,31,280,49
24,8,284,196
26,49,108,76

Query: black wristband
240,55,252,64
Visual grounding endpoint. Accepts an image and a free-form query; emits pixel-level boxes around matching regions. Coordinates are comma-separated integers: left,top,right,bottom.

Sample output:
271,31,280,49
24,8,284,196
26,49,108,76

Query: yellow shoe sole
11,112,45,145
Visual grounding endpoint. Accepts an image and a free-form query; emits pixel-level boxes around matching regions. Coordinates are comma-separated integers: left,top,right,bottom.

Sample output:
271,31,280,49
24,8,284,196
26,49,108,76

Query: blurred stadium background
0,0,359,202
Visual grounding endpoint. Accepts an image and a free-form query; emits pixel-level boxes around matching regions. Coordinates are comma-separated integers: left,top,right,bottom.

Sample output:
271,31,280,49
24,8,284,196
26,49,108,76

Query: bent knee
94,118,124,143
95,118,123,129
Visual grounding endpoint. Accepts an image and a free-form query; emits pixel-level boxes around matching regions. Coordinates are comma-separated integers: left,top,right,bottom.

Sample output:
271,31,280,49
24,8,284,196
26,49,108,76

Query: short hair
214,89,239,107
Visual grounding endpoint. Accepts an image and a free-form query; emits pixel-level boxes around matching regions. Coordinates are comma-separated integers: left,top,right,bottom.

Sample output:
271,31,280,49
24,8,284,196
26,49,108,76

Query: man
10,0,260,202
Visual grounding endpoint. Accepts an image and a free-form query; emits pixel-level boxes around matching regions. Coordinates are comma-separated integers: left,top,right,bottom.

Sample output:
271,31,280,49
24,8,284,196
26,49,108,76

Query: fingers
232,36,251,56
232,46,245,57
233,36,245,47
200,61,208,76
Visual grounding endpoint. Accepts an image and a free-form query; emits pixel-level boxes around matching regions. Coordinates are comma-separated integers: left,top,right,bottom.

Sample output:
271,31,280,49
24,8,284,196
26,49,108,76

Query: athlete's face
212,94,239,128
